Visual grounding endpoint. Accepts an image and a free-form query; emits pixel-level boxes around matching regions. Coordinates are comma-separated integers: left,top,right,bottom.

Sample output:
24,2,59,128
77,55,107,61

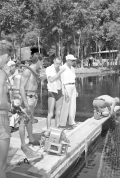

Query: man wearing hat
59,54,78,128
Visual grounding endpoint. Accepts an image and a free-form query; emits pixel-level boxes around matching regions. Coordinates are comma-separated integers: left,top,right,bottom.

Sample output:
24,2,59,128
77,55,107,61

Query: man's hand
65,94,70,103
76,92,78,97
25,105,31,113
21,106,33,123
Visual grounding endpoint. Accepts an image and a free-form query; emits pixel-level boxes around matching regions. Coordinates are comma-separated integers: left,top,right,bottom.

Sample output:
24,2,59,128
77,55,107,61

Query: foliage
1,0,120,61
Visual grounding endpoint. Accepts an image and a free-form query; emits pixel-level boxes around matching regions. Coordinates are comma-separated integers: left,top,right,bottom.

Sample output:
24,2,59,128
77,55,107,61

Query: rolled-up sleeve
46,67,52,79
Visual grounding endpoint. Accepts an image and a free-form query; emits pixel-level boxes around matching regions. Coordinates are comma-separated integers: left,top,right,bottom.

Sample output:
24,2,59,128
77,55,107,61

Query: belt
64,83,75,85
26,94,37,98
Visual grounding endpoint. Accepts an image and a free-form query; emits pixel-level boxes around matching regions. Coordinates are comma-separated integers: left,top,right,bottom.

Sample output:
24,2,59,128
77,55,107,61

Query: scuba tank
12,73,21,90
12,72,22,98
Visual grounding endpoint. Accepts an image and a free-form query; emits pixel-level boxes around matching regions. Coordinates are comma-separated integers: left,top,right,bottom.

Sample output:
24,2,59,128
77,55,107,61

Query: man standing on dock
59,54,78,128
19,53,42,158
93,95,120,119
46,56,65,129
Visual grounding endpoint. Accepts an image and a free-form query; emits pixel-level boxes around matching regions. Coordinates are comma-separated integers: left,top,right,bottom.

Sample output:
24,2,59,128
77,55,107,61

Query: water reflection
35,74,120,121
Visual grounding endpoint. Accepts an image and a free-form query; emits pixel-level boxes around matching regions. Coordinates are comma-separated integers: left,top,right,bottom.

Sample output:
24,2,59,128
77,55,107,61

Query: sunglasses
71,60,75,62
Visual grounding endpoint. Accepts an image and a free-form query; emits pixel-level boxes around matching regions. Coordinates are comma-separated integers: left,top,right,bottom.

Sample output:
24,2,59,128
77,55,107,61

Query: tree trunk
80,48,84,68
0,24,2,40
61,37,64,60
80,37,84,68
74,35,77,56
78,34,80,59
67,40,70,54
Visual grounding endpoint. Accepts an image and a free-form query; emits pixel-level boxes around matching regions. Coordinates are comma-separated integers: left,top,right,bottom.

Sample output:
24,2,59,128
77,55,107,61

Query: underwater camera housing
44,128,70,155
11,98,22,114
94,109,110,120
11,98,32,124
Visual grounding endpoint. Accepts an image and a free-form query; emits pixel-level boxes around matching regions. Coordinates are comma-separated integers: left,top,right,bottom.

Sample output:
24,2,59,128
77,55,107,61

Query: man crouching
93,95,120,120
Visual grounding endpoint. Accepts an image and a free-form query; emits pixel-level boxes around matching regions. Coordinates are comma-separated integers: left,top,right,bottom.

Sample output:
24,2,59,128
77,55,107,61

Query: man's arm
73,67,78,97
0,73,6,101
20,69,31,109
111,101,116,115
46,67,65,83
0,72,10,109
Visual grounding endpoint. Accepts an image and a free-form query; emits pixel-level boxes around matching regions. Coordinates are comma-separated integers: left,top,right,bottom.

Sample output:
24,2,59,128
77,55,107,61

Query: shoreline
40,67,117,79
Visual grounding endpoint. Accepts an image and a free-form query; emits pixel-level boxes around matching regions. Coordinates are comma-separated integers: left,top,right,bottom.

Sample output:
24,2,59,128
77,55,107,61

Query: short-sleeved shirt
60,63,76,85
46,64,62,93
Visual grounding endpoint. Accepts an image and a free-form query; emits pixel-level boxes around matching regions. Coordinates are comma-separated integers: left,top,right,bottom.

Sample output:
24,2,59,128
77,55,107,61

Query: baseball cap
66,54,77,61
7,61,16,67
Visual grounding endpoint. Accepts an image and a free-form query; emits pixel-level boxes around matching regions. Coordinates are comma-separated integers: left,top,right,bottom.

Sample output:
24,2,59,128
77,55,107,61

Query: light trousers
60,85,76,126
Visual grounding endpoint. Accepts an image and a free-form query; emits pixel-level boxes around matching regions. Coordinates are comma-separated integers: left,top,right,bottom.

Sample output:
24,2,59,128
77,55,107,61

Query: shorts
12,92,38,109
0,111,11,139
48,89,63,101
93,99,107,109
26,94,38,108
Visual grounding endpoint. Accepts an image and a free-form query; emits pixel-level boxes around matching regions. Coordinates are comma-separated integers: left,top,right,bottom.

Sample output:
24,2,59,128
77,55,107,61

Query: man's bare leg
0,138,10,178
19,119,40,158
26,107,35,143
19,120,26,146
55,97,63,127
47,97,55,129
19,107,37,144
26,120,34,142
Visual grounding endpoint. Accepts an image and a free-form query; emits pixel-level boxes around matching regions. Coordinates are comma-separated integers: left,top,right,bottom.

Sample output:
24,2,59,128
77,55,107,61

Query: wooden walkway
6,106,120,178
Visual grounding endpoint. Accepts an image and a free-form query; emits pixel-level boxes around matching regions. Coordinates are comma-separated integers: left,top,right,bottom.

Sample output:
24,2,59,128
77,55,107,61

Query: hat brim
67,58,77,61
71,58,77,60
66,57,77,60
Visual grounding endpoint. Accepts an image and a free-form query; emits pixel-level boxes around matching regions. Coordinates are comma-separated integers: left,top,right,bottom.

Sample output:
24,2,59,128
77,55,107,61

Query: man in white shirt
46,57,65,129
59,54,78,128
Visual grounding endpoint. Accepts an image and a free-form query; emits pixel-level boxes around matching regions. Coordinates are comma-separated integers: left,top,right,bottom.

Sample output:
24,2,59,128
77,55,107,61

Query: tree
90,0,120,54
0,0,31,46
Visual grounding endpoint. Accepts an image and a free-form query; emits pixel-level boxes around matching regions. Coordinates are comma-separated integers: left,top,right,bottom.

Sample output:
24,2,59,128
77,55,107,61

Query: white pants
60,85,76,126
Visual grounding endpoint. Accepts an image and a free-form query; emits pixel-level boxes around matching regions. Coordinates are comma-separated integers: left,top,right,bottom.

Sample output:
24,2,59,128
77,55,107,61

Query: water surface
35,74,120,120
34,74,120,178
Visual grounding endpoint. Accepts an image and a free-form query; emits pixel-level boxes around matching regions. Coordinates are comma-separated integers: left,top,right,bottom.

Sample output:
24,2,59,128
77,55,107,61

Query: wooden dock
7,106,120,178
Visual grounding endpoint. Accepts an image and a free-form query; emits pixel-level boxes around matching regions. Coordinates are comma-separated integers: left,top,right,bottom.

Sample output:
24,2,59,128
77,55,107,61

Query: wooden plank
27,122,100,176
27,106,120,178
